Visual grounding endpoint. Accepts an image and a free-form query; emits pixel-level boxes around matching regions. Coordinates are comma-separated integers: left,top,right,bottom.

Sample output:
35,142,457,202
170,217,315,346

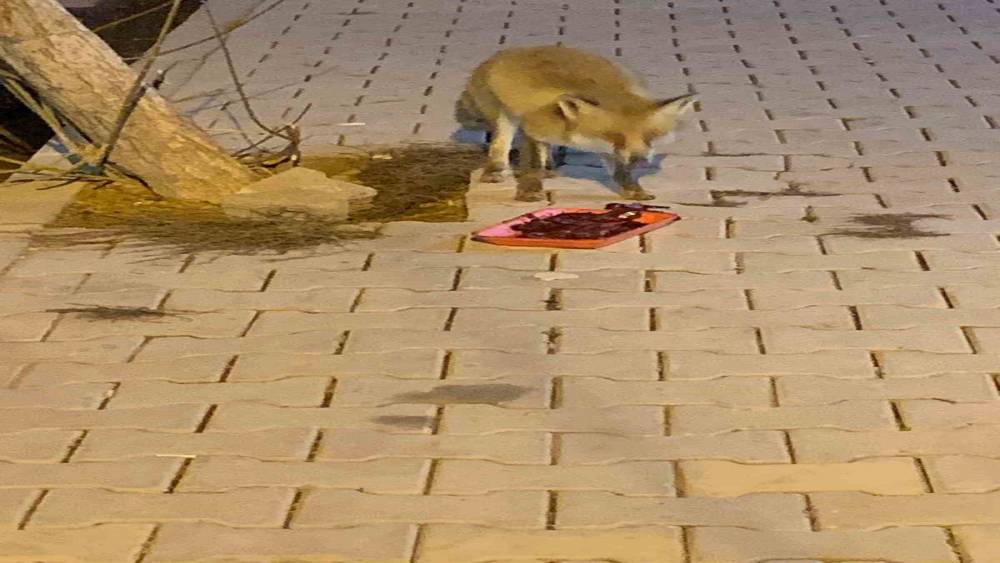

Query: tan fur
457,45,694,200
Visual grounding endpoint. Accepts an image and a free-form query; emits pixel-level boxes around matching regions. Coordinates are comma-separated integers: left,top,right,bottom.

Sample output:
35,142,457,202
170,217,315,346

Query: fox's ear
556,95,598,122
655,94,696,116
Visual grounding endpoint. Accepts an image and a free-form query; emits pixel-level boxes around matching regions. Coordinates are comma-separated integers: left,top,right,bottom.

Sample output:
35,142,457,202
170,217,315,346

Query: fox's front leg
515,137,549,202
481,113,517,182
612,160,655,201
521,137,557,178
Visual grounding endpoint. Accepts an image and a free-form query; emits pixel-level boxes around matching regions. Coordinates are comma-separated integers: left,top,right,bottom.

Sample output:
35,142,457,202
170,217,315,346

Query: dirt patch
40,182,378,255
393,383,530,405
328,143,480,223
39,143,479,255
826,213,949,239
46,305,176,321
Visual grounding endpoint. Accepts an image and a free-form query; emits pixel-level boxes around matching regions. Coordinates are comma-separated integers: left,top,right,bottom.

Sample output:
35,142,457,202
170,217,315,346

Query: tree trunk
0,0,258,202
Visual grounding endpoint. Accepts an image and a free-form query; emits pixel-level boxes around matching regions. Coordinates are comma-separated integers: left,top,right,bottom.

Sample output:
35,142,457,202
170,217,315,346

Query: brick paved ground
0,0,999,561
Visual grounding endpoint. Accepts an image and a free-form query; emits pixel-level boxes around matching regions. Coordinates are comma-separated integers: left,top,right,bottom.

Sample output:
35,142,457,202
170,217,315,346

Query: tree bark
0,0,258,202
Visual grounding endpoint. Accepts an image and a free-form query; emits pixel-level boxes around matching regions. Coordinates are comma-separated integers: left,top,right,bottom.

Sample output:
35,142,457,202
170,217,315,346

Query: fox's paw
623,187,656,201
515,176,546,202
480,165,513,183
515,188,546,202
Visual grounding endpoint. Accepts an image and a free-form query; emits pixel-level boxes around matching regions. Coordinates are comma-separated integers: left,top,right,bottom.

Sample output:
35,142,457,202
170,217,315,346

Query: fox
455,45,695,201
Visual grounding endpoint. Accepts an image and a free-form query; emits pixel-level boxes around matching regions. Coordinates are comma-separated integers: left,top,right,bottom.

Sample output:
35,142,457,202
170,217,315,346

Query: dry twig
131,0,288,61
203,4,307,168
96,0,183,170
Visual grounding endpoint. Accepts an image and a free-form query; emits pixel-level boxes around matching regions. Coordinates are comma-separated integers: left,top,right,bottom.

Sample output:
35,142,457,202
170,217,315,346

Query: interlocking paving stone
750,287,947,310
47,310,257,340
0,457,182,491
688,527,955,563
558,492,809,530
952,525,1000,562
0,312,56,341
247,309,450,335
0,383,113,409
450,308,649,330
0,336,144,363
560,432,791,464
878,351,1000,376
0,525,155,562
80,270,269,292
810,491,1000,530
331,374,550,408
418,525,684,563
108,377,330,408
343,327,547,354
651,271,837,291
760,327,970,353
164,288,359,312
368,251,551,271
16,357,232,385
790,427,1000,463
226,350,444,381
4,0,1000,558
923,456,1000,493
0,405,208,432
146,522,413,562
432,460,676,495
209,403,439,433
657,306,855,329
560,289,748,311
440,405,664,435
0,290,166,316
559,327,760,354
740,251,921,273
459,267,644,292
680,459,926,496
355,288,549,311
776,374,996,405
317,429,550,464
664,350,876,379
0,489,37,526
30,488,296,528
136,331,341,360
73,428,318,461
896,400,1000,429
560,377,773,407
449,350,660,380
671,402,896,434
267,268,456,291
296,490,548,528
178,457,429,494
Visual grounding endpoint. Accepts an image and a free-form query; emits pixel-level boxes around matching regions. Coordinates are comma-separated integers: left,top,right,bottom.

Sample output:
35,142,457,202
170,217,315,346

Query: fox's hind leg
481,113,516,183
520,137,557,178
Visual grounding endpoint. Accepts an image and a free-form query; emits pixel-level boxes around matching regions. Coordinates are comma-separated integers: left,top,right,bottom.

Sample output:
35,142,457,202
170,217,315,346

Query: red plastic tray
472,206,681,249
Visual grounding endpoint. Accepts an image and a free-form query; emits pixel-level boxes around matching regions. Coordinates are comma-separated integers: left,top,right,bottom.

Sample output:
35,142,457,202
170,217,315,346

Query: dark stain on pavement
372,415,436,429
826,213,949,239
393,384,530,405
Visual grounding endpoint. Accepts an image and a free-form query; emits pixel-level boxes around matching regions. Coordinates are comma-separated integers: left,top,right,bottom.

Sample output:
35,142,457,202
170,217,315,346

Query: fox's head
547,93,695,165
